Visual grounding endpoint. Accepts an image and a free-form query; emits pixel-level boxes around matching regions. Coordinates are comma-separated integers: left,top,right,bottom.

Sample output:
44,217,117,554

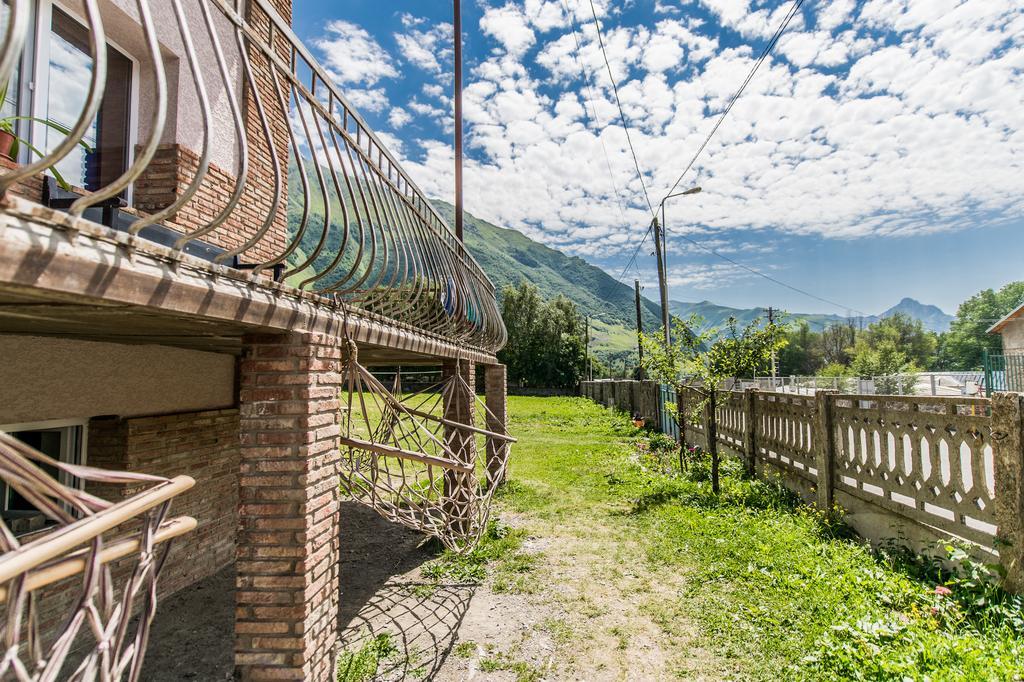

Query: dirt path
338,506,727,681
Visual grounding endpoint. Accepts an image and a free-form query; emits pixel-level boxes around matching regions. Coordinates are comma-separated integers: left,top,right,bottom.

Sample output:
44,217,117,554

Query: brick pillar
993,392,1024,593
442,360,476,531
236,332,341,681
484,364,509,487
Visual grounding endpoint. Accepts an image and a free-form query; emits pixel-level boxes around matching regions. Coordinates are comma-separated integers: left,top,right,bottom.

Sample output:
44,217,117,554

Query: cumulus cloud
394,19,454,73
311,0,1024,294
389,107,412,128
313,20,397,85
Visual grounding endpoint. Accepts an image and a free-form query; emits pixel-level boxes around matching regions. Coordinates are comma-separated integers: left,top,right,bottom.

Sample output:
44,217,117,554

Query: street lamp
653,186,702,346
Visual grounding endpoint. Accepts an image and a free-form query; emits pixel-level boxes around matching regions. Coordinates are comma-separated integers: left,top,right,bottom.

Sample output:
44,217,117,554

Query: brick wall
0,155,44,203
130,0,294,266
27,408,240,653
236,332,341,681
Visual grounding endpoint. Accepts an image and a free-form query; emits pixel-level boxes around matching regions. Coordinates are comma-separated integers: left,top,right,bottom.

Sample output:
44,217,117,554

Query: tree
860,313,937,369
941,281,1024,370
778,319,823,376
640,315,785,493
846,317,918,393
497,282,589,388
821,322,856,367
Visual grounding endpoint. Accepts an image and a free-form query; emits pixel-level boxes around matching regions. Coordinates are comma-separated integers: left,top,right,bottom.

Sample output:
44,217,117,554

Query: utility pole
634,279,644,366
651,217,671,347
453,0,464,242
654,186,700,350
768,306,777,389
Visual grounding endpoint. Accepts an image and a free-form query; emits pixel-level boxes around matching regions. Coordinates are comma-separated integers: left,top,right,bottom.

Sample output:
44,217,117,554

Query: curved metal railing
0,0,506,351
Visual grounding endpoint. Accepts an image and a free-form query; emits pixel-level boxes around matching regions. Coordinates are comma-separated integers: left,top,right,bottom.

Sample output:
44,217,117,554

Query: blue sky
292,0,1024,317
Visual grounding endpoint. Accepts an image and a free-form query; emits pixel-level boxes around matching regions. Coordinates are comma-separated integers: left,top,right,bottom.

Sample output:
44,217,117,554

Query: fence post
813,391,837,511
743,388,758,477
992,392,1024,593
676,386,688,451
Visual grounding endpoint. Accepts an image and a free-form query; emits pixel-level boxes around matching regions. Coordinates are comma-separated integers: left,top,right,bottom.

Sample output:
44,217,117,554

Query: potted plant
0,77,91,189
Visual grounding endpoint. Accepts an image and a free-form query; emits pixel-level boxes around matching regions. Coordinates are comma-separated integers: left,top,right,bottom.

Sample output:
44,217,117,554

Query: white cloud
345,87,389,113
394,19,454,73
317,0,1024,282
389,107,412,128
480,4,537,55
314,20,397,86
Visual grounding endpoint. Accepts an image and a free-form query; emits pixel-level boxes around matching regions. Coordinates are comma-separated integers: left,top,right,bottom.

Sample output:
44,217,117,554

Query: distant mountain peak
880,298,953,333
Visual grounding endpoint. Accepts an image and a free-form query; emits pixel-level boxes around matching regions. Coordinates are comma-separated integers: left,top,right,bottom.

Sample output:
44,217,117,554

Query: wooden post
708,391,720,494
992,392,1024,593
676,385,687,451
743,388,758,477
484,364,509,488
813,390,837,512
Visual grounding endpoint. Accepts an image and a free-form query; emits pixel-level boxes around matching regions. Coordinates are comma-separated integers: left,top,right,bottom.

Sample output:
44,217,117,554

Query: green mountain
284,162,950,362
432,201,661,333
670,300,849,334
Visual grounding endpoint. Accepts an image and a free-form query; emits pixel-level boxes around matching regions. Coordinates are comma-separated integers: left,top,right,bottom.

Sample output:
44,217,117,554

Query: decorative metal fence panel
658,383,679,442
0,0,505,351
985,353,1024,395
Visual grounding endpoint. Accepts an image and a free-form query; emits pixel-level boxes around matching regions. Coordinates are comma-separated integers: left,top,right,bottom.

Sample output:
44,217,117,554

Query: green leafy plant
640,314,786,492
0,77,91,190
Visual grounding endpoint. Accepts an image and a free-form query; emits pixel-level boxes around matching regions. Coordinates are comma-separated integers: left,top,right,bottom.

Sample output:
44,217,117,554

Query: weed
501,396,1024,679
453,641,476,659
336,633,398,682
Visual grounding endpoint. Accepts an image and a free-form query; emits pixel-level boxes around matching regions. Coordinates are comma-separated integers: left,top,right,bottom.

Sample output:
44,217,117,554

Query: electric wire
662,0,806,199
586,0,655,217
560,0,628,224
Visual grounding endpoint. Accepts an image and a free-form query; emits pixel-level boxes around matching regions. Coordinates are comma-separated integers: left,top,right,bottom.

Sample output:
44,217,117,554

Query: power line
662,0,806,200
617,223,652,281
560,0,628,224
647,0,869,318
586,0,655,217
671,227,872,317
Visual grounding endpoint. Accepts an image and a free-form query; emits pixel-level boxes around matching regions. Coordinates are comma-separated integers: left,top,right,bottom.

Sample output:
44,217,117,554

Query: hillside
670,298,953,335
283,162,951,359
432,201,661,332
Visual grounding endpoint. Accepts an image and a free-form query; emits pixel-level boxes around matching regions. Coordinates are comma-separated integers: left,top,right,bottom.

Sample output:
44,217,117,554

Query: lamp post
652,186,701,346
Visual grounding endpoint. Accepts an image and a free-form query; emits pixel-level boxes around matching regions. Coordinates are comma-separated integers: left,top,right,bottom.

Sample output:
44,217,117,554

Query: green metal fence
983,350,1024,395
658,383,680,441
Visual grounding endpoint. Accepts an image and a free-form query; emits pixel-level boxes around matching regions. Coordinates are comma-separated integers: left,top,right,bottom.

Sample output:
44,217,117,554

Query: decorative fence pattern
581,380,1024,590
753,392,817,481
831,395,997,546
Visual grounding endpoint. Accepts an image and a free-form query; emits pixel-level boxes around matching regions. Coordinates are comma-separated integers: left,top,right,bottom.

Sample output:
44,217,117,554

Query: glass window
0,1,20,122
1,424,84,535
44,7,132,192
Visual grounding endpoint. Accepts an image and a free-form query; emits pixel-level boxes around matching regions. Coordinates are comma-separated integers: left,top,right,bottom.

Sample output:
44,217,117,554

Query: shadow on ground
138,501,471,680
337,502,474,681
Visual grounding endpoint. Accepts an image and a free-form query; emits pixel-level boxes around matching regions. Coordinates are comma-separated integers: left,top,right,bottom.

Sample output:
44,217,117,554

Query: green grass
420,520,537,593
336,633,399,682
498,396,1024,680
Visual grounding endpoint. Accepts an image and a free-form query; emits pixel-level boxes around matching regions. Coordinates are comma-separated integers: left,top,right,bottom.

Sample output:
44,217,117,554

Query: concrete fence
581,380,1024,592
580,380,662,425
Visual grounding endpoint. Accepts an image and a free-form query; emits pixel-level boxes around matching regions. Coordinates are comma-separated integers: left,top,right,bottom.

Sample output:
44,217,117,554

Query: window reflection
45,7,131,193
0,1,19,122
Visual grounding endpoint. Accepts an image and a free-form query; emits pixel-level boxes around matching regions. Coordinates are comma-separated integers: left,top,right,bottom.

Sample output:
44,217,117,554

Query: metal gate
658,383,680,441
984,351,1024,395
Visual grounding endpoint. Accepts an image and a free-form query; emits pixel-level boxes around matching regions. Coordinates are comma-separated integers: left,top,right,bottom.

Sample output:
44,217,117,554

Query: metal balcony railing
0,0,506,351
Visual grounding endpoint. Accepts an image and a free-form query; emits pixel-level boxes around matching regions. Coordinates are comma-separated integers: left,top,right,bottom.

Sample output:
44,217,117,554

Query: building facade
0,1,508,679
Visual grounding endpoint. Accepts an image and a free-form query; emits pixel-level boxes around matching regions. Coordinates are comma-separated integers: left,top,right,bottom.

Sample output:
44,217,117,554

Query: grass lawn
489,395,1024,680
